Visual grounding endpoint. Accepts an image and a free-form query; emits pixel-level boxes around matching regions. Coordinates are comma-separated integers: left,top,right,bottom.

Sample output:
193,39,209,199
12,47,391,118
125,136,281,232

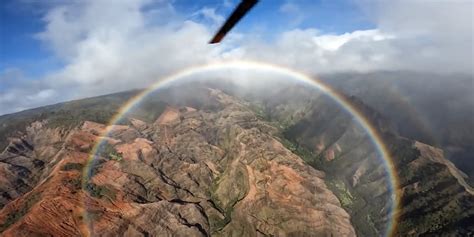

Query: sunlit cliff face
85,66,397,236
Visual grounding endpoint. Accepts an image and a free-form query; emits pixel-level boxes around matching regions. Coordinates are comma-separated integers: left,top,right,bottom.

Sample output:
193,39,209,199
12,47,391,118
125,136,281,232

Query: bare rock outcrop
0,89,356,236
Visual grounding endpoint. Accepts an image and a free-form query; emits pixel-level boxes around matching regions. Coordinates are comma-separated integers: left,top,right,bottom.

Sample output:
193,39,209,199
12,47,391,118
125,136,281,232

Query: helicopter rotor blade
209,0,259,44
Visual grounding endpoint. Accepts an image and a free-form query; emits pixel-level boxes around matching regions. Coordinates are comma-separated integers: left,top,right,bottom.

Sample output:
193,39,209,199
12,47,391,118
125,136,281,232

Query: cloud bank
0,0,472,115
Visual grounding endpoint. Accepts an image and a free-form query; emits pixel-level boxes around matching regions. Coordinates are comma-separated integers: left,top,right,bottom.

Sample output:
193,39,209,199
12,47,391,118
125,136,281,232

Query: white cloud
192,7,225,27
0,0,224,114
0,70,67,114
312,29,394,51
222,0,234,9
279,1,305,26
26,89,56,101
279,2,299,14
224,0,473,74
358,0,473,73
1,0,472,115
221,28,400,73
36,0,224,97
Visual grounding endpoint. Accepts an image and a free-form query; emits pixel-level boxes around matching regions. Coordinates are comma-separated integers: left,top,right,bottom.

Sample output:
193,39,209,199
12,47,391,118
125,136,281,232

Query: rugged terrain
238,83,474,236
319,72,474,184
0,88,355,236
0,84,473,236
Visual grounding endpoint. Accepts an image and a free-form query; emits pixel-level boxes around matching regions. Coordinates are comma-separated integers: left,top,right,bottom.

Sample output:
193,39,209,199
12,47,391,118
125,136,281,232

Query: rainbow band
84,60,400,236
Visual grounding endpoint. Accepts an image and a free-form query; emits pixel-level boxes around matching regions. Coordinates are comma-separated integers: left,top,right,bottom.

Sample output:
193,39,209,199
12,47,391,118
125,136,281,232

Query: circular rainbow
83,60,400,236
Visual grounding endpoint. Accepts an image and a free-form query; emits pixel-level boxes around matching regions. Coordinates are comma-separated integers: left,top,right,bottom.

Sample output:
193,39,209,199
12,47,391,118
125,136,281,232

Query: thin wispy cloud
279,1,305,26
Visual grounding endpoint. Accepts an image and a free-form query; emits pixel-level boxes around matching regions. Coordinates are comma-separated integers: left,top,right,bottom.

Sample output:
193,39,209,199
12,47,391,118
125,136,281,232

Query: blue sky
0,0,472,114
0,0,374,78
0,0,63,78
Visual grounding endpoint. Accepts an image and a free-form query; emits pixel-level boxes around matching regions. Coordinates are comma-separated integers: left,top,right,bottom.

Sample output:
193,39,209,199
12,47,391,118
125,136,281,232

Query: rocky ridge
0,84,472,236
0,89,356,236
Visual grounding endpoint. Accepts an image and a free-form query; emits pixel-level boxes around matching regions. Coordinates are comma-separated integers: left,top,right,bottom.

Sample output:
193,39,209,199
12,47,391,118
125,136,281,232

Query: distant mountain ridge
318,71,474,184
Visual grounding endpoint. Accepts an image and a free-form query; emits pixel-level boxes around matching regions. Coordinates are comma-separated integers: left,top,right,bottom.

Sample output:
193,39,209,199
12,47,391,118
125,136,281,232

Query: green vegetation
208,203,233,232
97,143,123,162
276,105,387,236
327,180,354,208
278,137,313,159
85,183,116,200
277,136,326,168
247,103,269,121
126,99,168,123
71,179,82,190
61,162,84,172
0,193,41,232
109,152,123,162
277,115,299,130
46,109,115,129
366,214,378,234
209,176,232,232
220,126,239,152
63,177,82,190
209,164,248,233
87,159,106,179
0,90,139,151
87,210,103,222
